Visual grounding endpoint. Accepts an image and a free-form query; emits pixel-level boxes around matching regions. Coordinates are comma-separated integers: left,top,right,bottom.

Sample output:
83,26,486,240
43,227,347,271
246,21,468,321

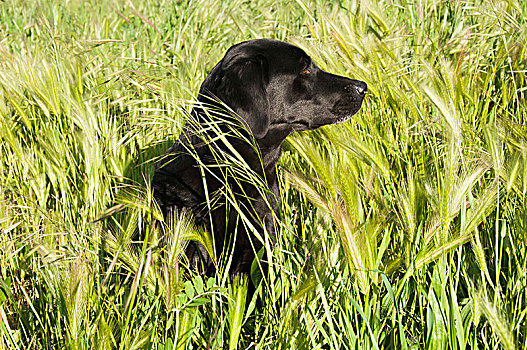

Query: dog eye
301,68,311,75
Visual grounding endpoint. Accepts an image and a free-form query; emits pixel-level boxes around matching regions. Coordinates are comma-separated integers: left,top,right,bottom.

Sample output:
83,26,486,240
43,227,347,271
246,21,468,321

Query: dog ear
215,54,270,139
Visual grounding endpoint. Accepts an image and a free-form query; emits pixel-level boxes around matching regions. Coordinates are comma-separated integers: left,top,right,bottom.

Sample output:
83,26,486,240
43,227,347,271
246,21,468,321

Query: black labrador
153,39,366,276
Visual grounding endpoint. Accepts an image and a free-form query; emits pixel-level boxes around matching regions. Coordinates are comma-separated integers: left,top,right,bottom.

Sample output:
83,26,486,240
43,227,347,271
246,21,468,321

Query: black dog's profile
153,39,366,276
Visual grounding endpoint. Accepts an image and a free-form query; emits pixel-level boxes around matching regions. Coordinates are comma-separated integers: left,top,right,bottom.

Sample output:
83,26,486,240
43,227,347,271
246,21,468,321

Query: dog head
197,39,367,140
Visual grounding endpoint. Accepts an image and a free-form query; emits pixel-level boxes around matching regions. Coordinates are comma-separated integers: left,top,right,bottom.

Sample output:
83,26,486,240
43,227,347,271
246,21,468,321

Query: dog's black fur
153,39,366,276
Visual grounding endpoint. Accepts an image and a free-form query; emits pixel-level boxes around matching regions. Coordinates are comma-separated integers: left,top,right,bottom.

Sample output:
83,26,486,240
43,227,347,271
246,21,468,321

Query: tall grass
0,0,525,348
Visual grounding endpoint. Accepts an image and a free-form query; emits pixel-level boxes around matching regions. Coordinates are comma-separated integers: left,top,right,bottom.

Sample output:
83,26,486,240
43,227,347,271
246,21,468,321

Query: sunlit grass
0,0,526,348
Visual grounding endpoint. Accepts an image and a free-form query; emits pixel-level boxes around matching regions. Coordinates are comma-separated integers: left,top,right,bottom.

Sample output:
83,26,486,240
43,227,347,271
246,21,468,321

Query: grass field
0,0,526,348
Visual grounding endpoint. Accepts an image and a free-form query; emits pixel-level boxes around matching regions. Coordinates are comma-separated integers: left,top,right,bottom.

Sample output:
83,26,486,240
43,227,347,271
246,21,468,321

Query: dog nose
344,81,368,97
354,82,367,97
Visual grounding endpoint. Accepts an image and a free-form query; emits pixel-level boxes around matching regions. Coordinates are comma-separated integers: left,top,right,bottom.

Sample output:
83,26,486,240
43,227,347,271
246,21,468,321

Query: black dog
153,39,366,276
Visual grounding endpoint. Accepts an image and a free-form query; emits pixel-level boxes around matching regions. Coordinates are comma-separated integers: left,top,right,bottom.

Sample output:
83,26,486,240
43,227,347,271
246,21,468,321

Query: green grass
0,0,526,348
